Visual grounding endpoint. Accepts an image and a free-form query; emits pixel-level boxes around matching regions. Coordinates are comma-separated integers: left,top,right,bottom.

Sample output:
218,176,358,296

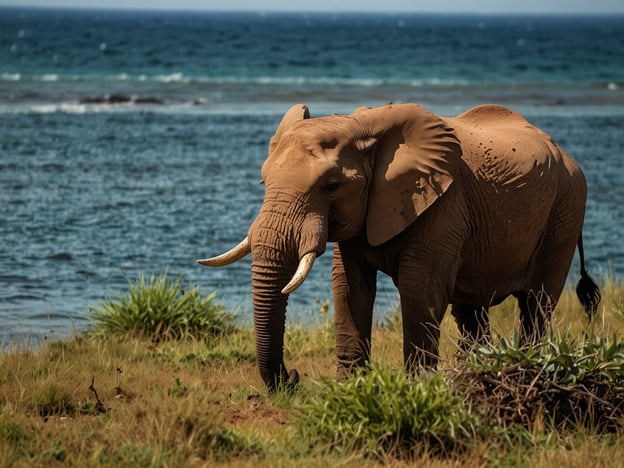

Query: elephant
198,102,601,391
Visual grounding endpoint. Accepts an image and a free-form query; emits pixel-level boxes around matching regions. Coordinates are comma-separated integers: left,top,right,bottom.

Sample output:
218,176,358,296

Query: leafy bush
296,362,476,459
88,273,237,341
452,331,624,432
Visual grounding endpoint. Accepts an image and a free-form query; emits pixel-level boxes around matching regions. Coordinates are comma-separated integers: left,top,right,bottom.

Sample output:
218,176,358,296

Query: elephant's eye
324,181,341,195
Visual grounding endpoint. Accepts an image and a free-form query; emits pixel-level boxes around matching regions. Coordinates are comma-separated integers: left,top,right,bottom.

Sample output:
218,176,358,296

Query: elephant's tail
575,234,601,321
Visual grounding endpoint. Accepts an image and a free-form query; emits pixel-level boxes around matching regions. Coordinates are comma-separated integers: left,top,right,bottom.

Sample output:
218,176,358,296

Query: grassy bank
1,274,624,467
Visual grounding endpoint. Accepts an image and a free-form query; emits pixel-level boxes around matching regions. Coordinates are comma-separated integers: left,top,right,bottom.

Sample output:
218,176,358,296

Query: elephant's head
199,103,462,390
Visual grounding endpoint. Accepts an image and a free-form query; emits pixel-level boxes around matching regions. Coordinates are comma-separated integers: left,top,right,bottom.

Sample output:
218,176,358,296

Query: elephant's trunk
248,193,326,390
251,259,298,390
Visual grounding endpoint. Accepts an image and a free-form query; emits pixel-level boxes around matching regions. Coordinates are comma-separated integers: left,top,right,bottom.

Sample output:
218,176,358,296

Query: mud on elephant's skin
198,102,601,391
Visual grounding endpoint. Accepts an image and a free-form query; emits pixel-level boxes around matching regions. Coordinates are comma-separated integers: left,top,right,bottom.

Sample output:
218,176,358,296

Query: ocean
1,8,623,344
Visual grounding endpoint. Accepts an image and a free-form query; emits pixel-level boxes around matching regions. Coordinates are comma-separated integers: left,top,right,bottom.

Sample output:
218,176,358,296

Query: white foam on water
1,73,21,81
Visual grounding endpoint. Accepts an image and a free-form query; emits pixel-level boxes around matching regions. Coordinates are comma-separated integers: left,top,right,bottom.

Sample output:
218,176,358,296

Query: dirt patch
220,393,291,427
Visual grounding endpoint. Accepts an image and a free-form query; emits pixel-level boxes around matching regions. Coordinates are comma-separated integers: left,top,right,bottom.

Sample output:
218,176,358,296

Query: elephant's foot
286,368,299,387
268,368,299,394
335,354,369,381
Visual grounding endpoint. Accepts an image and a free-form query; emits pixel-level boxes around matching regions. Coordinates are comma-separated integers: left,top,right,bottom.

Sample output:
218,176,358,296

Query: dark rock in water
80,94,131,104
79,94,164,105
134,96,164,104
105,94,132,104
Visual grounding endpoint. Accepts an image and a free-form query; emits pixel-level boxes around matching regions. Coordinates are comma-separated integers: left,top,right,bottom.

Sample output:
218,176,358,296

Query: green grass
1,273,624,466
297,363,477,459
88,273,237,342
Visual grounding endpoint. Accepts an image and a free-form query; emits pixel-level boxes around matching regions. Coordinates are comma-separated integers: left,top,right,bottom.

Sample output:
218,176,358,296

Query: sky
1,0,624,14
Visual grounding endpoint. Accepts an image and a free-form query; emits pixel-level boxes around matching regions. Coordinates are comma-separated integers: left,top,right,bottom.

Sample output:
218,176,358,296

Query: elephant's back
450,104,529,127
447,106,568,191
448,105,587,302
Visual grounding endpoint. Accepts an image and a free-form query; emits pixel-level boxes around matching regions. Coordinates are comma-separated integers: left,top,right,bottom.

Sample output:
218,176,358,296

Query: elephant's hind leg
515,288,557,345
517,211,581,345
451,304,491,351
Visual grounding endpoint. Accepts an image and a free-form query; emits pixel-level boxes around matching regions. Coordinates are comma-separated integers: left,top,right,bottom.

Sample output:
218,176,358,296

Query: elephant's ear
362,104,463,246
268,104,310,157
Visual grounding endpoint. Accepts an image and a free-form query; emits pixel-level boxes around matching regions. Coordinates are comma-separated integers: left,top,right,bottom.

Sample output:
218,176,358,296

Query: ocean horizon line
2,6,624,17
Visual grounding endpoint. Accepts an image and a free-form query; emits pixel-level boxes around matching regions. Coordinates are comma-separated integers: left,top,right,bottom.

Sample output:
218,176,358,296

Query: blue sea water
1,8,623,344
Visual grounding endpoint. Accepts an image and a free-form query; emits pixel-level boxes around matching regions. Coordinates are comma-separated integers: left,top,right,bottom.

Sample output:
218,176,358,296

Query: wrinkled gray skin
199,103,600,391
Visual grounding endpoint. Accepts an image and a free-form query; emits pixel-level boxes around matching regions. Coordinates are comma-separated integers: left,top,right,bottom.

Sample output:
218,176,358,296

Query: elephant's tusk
281,252,316,295
197,237,251,267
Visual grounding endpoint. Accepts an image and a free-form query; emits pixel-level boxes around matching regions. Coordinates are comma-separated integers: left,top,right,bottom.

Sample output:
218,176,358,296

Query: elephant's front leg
397,249,460,372
400,293,447,371
332,240,377,380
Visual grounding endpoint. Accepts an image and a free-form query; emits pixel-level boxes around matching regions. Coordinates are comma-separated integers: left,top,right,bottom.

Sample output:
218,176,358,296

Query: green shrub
296,362,476,459
452,331,624,432
88,273,237,341
0,421,30,456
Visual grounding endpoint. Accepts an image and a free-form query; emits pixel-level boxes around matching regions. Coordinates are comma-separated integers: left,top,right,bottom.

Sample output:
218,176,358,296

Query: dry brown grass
1,280,623,466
